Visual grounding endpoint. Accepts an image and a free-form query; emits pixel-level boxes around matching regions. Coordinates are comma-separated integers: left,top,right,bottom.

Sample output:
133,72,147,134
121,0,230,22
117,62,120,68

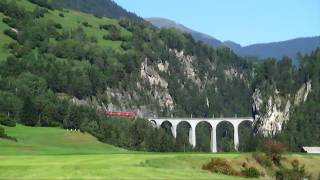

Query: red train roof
104,111,136,117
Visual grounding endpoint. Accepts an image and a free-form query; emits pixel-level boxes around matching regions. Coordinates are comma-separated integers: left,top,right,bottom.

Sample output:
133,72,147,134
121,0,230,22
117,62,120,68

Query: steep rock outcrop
140,58,174,111
252,81,312,135
68,48,251,118
172,49,203,88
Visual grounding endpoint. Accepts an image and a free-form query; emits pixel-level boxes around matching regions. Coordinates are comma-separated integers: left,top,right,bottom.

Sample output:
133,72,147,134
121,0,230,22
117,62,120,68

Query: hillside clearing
0,124,126,155
0,0,132,62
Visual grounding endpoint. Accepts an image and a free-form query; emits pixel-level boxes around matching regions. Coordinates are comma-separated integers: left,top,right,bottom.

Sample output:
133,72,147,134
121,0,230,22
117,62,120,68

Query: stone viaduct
148,117,254,152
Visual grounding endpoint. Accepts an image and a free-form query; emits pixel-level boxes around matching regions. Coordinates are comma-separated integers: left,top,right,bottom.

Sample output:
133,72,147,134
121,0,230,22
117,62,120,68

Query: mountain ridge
147,17,320,61
146,17,222,47
51,0,143,21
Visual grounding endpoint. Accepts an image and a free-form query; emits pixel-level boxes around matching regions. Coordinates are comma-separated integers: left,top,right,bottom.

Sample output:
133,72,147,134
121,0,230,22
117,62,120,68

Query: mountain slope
147,17,222,47
232,36,320,61
147,17,320,62
0,0,254,119
51,0,143,21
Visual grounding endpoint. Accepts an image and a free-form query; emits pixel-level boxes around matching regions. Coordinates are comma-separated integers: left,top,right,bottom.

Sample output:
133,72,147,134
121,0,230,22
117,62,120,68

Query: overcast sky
114,0,320,46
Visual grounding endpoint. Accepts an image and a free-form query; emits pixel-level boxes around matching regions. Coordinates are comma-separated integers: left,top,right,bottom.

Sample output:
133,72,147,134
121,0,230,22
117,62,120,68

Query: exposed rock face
69,48,250,119
104,88,135,111
140,58,174,111
224,67,243,80
141,58,169,88
68,51,181,116
252,81,312,136
172,49,203,88
71,96,104,110
294,81,312,105
157,61,169,72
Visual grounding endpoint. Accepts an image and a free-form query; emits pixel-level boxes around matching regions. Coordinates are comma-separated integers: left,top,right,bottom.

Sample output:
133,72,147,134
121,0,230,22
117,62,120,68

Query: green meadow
1,125,320,179
0,125,248,180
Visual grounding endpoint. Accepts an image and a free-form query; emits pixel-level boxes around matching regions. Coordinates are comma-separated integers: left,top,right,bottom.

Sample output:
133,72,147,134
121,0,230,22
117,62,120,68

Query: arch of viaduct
148,117,254,152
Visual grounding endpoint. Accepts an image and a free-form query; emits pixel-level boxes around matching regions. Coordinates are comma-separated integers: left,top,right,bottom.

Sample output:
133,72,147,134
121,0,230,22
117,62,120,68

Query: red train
104,111,136,118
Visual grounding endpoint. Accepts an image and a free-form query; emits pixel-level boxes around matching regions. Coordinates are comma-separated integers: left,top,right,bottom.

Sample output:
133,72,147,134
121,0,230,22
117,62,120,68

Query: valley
0,0,319,179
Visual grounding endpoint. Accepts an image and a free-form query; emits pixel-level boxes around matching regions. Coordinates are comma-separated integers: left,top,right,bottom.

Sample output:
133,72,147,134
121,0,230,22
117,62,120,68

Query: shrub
4,29,18,40
58,13,64,17
2,17,15,27
0,126,6,137
102,34,108,40
202,158,240,176
263,139,286,166
54,23,62,29
82,22,92,28
32,7,48,18
119,18,130,29
0,126,17,142
253,152,272,167
2,17,11,24
103,33,122,41
275,160,310,180
94,14,102,19
121,42,132,50
241,167,261,178
89,36,98,43
0,116,16,127
99,24,115,30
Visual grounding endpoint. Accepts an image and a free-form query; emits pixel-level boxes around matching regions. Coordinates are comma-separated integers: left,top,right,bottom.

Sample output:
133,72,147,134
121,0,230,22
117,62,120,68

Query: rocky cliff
252,81,312,135
69,47,252,119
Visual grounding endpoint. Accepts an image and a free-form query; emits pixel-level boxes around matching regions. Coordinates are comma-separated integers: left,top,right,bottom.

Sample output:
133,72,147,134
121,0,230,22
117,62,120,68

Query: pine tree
20,96,38,126
63,105,81,130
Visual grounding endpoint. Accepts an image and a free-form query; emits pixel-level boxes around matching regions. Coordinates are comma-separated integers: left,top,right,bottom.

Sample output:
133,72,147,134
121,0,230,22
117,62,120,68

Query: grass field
0,125,249,180
0,154,250,180
1,125,320,180
43,9,130,50
0,124,126,155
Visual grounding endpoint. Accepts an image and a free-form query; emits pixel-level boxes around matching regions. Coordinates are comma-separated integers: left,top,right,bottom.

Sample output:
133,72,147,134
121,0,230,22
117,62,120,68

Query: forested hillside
277,50,320,151
251,50,320,150
0,0,319,152
0,0,253,152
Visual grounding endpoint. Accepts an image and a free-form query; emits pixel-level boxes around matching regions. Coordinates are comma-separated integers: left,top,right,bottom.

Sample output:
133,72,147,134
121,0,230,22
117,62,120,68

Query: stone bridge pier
148,117,253,152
